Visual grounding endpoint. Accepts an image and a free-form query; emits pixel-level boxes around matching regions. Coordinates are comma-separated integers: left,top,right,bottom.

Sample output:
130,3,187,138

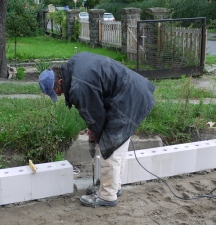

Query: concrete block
65,134,163,164
195,140,216,171
148,143,197,176
127,150,152,183
54,161,73,194
31,162,60,199
172,143,197,175
128,135,163,151
95,139,216,185
0,166,32,205
0,160,74,205
65,134,100,164
121,156,129,184
143,146,175,179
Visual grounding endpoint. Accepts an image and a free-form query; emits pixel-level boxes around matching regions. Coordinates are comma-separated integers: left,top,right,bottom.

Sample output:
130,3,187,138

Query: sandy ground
0,167,215,225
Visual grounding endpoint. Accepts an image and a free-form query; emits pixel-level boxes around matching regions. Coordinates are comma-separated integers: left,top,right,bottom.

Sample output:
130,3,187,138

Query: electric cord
131,139,216,200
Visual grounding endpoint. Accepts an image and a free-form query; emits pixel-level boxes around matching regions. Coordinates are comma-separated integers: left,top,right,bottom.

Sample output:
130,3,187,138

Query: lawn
6,36,127,62
7,36,215,66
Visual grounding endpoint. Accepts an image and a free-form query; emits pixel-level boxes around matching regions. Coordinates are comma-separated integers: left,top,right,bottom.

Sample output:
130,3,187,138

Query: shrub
71,19,81,42
95,0,216,25
48,10,67,38
0,98,86,163
6,0,44,37
35,61,50,74
16,67,26,80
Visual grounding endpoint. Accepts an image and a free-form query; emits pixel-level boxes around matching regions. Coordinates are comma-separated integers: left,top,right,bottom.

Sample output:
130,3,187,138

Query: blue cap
38,70,57,103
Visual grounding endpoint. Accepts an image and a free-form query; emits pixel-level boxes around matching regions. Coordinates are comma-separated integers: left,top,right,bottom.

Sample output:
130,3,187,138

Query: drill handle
88,129,96,158
88,129,95,142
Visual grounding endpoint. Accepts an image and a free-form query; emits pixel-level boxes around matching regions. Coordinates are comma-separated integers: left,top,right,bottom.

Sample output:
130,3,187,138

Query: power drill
88,129,96,185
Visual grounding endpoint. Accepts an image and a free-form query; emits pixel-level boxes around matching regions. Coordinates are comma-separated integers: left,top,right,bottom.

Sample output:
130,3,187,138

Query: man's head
38,66,64,102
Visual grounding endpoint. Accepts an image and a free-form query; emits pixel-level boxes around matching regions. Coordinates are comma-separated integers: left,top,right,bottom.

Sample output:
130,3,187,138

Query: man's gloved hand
88,129,96,158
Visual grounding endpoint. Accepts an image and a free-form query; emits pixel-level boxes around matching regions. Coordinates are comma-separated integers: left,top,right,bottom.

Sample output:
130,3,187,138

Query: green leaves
16,67,26,80
6,0,43,37
0,98,86,164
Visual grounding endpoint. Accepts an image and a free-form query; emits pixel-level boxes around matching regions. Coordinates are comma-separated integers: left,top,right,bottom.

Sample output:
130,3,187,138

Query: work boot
80,193,117,207
86,185,122,197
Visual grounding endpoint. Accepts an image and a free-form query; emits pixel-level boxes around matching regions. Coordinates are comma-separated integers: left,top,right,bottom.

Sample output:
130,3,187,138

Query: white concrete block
31,162,60,199
127,150,152,183
150,148,175,179
54,161,73,194
95,139,216,185
172,143,197,175
195,140,216,171
121,156,129,184
0,160,74,205
0,166,32,205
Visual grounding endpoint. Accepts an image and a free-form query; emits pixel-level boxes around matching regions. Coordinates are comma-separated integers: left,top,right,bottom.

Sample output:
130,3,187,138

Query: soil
1,68,216,225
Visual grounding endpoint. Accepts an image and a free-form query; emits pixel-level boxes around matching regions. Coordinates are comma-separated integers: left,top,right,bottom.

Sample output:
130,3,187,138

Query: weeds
35,60,51,74
16,67,26,80
0,97,86,164
138,77,216,144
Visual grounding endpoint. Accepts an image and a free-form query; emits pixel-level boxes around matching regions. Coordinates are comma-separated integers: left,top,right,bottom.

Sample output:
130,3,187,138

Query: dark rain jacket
61,52,155,160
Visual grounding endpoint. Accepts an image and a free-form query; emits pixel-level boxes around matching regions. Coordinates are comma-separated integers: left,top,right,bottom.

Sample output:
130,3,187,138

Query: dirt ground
1,69,216,225
0,168,215,225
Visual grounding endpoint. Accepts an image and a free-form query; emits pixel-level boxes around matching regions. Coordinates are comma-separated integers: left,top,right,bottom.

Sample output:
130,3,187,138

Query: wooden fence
75,20,205,65
159,26,202,64
79,20,136,60
127,24,138,61
136,18,206,78
99,21,121,47
80,21,90,41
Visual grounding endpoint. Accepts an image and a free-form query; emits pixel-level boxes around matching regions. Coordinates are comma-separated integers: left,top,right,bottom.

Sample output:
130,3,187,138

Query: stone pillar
66,9,80,41
88,9,105,47
144,7,170,20
121,8,141,56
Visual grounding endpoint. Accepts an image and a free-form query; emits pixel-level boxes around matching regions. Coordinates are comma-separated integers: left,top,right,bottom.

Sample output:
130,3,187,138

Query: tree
0,0,8,78
7,0,44,37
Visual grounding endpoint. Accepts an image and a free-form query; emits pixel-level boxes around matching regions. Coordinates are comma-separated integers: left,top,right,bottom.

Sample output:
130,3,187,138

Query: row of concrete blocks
0,160,73,205
95,139,216,184
1,139,215,205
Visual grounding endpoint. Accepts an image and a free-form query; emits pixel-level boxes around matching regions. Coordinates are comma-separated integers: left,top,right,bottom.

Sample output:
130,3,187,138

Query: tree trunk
0,0,8,78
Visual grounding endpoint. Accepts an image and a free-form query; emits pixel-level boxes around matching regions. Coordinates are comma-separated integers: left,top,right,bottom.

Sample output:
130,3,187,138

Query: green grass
208,29,216,34
0,82,40,94
206,55,216,65
153,77,216,99
6,36,127,63
6,36,216,67
1,74,216,98
0,97,86,164
138,101,216,141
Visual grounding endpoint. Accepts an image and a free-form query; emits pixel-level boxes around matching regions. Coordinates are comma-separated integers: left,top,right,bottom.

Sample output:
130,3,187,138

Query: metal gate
137,17,206,79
